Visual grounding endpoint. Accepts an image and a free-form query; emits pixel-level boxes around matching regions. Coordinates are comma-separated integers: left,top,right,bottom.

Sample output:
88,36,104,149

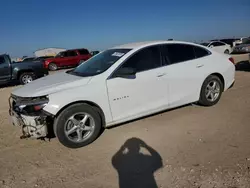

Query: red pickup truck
44,48,92,71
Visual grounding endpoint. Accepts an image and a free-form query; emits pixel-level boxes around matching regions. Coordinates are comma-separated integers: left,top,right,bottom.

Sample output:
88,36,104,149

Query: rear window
0,56,5,64
78,49,90,55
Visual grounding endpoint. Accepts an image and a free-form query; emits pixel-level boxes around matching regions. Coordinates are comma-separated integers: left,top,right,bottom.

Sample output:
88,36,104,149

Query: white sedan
201,41,232,54
9,41,235,148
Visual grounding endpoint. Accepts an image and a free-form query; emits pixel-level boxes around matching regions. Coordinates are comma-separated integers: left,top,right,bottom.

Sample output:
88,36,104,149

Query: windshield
200,43,209,46
55,52,65,57
68,48,131,77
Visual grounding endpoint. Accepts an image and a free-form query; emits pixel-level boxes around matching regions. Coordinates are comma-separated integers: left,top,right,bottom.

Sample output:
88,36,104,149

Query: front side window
118,46,161,73
56,52,66,57
200,42,210,47
66,51,77,57
68,49,131,77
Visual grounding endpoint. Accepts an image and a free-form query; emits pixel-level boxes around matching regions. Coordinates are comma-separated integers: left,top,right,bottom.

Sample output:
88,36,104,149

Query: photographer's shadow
112,138,163,188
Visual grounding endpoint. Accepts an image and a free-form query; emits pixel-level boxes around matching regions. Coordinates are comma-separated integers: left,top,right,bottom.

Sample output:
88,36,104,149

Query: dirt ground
0,55,250,188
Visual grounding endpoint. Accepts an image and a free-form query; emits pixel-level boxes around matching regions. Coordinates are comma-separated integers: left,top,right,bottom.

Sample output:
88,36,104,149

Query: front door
107,46,169,122
0,56,11,82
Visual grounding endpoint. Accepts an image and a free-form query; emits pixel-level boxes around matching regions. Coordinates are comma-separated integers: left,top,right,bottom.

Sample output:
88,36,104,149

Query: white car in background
9,41,235,148
201,41,232,54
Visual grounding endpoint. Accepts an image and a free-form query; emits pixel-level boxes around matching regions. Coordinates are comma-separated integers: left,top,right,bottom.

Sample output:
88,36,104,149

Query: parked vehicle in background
44,48,92,71
201,41,232,54
90,51,100,56
9,41,235,148
232,38,250,54
22,57,37,62
0,54,48,85
211,38,239,48
235,37,250,46
36,56,54,61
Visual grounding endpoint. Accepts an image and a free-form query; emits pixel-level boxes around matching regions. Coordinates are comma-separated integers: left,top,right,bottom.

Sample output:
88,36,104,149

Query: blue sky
0,0,250,57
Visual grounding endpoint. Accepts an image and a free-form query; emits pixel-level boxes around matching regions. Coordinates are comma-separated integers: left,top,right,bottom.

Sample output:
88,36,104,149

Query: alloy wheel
64,113,95,143
205,80,221,102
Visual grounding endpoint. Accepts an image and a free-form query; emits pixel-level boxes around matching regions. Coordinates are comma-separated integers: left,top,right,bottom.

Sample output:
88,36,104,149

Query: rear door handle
196,64,204,68
157,73,166,77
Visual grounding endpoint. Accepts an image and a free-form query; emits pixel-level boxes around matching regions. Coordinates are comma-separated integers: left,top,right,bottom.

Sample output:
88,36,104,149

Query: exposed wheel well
17,70,34,79
55,101,106,127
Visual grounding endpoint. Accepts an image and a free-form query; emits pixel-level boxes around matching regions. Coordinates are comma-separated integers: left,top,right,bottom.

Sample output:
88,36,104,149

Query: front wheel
199,75,223,106
54,103,102,148
19,72,35,85
224,49,230,54
48,63,58,71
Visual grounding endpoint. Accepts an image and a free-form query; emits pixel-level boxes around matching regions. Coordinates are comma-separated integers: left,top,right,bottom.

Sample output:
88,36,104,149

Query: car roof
111,40,200,50
67,48,88,51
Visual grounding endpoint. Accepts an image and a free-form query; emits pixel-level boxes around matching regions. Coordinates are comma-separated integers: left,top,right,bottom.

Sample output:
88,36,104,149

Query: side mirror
114,67,136,78
209,45,214,48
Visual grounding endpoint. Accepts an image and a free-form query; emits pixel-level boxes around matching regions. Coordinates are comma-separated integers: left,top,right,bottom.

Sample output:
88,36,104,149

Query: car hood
12,71,92,97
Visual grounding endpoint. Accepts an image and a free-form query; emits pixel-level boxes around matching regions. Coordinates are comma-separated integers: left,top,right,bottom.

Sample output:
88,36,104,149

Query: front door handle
196,64,204,68
157,73,166,77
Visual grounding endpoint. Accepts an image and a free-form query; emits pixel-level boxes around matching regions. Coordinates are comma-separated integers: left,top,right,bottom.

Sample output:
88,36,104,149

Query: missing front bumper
9,96,50,139
10,109,48,139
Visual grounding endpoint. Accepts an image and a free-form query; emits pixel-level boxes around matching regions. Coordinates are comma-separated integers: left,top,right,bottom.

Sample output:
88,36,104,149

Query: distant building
34,48,66,57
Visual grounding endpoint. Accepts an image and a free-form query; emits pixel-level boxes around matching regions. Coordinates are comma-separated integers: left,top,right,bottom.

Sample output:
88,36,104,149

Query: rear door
0,55,11,82
59,51,78,67
159,44,210,107
66,50,79,66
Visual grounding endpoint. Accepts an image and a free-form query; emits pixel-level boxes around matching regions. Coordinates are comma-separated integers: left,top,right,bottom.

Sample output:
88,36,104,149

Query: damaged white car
9,41,235,148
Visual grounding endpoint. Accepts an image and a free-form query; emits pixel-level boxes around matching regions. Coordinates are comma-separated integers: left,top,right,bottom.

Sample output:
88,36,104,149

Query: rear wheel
224,49,230,54
54,103,102,148
48,63,58,71
19,72,35,85
199,75,223,106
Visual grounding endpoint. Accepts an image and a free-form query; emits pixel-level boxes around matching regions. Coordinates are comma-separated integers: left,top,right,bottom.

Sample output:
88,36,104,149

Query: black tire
48,63,58,71
224,49,230,54
198,75,223,106
19,72,35,85
54,103,102,148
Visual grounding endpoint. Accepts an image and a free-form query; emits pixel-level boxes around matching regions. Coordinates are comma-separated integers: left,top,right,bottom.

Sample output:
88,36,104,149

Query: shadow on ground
112,137,163,188
235,61,250,72
0,82,19,89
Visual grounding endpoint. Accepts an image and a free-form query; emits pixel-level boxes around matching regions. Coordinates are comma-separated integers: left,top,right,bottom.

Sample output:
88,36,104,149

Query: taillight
229,57,235,64
43,61,47,68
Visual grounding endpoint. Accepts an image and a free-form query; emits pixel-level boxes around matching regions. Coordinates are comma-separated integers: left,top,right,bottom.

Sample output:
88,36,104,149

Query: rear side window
161,44,195,64
78,49,90,55
193,46,210,58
